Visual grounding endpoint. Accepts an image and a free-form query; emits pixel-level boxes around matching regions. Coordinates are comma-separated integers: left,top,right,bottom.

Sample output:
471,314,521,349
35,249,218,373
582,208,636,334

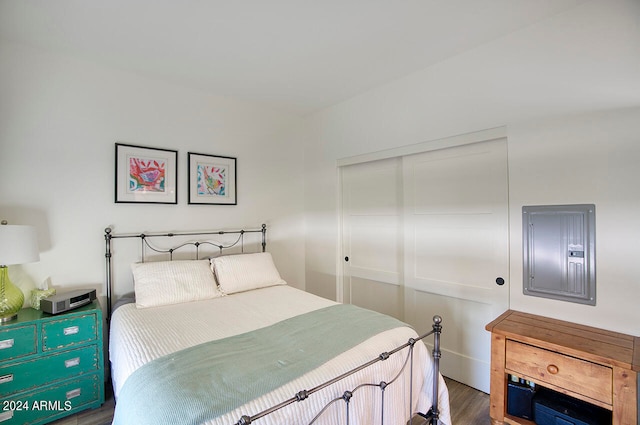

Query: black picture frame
187,152,237,205
115,143,178,204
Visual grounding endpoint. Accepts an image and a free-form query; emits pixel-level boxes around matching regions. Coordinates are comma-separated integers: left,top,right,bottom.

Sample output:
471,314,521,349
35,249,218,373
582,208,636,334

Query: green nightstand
0,301,104,424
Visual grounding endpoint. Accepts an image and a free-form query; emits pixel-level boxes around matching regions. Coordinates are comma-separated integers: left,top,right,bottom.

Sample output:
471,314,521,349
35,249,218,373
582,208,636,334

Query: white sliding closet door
403,139,509,393
341,157,403,320
340,138,509,392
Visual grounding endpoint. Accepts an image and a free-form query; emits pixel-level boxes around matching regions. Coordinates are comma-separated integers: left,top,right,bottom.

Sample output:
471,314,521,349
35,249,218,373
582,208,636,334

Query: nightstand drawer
505,340,612,404
42,314,97,351
0,325,36,362
0,345,98,396
0,374,102,425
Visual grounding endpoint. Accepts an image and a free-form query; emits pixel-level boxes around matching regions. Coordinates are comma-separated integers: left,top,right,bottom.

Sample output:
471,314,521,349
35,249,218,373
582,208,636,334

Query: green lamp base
0,266,24,323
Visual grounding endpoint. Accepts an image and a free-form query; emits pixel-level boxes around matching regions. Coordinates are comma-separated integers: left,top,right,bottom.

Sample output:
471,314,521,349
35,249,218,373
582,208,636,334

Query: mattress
109,285,451,424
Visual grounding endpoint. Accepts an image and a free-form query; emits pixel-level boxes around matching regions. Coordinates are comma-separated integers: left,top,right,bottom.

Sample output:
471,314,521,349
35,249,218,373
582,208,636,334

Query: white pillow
211,252,286,294
132,259,222,308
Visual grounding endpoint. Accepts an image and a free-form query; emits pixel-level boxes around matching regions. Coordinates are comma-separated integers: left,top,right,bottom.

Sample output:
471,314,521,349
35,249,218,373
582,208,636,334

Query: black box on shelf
507,379,536,420
533,387,612,425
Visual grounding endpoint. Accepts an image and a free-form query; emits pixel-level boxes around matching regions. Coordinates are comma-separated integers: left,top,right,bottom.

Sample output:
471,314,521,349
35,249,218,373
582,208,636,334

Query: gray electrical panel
522,204,596,305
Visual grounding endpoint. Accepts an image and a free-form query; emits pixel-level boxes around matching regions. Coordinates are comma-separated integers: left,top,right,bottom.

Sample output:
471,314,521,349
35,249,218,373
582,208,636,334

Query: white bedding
109,285,451,424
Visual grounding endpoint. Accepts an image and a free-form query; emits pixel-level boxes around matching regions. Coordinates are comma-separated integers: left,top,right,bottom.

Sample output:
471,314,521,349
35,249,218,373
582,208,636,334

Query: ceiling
0,0,587,115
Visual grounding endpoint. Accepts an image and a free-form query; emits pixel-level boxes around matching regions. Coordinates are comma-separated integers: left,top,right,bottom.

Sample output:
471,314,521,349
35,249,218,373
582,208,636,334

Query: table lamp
0,220,40,322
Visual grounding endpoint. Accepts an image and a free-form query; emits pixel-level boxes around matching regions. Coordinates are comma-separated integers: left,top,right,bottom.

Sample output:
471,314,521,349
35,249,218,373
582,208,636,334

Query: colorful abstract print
129,157,166,193
197,164,226,196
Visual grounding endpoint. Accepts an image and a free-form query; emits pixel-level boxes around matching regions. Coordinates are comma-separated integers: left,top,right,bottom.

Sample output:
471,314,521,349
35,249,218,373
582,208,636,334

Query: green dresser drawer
0,373,102,425
42,314,97,351
0,346,98,397
0,302,104,424
0,326,36,362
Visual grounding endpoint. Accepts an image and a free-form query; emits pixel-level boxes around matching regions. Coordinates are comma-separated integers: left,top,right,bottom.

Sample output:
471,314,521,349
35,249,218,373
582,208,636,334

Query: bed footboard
235,315,443,425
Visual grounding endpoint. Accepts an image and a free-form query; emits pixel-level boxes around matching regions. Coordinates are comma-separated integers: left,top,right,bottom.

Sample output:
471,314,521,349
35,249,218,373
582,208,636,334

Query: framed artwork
115,143,178,204
188,152,237,205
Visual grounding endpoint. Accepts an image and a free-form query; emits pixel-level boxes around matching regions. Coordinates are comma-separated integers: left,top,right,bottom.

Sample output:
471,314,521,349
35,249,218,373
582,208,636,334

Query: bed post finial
236,415,252,425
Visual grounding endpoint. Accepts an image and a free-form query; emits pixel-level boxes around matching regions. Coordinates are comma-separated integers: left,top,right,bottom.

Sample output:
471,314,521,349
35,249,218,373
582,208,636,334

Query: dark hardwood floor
52,376,489,424
443,377,491,425
409,377,491,425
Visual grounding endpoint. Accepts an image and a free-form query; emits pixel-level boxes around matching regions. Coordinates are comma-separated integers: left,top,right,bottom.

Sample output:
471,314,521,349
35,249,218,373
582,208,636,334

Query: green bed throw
112,303,409,425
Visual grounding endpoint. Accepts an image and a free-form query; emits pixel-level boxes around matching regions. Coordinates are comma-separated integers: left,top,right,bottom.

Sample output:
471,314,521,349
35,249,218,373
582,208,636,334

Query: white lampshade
0,224,40,266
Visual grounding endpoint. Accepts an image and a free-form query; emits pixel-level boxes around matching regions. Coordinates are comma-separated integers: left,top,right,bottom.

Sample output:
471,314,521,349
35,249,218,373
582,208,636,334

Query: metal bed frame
104,224,443,425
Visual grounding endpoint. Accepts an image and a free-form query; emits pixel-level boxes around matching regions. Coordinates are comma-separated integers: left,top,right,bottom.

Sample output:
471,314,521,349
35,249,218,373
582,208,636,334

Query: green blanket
112,303,409,425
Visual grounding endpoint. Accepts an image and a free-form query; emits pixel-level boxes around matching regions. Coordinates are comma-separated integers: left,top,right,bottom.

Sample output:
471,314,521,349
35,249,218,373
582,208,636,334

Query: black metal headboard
104,224,267,320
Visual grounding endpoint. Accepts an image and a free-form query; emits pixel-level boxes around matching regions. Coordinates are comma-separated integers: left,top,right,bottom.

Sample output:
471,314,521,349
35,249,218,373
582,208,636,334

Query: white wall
508,109,640,334
302,0,640,335
0,40,306,306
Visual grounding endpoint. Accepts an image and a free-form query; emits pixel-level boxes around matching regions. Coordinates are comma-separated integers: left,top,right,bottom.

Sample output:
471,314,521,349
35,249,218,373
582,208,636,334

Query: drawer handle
547,364,559,374
65,357,81,368
63,326,79,336
0,374,14,384
0,339,14,350
66,388,81,400
0,410,14,422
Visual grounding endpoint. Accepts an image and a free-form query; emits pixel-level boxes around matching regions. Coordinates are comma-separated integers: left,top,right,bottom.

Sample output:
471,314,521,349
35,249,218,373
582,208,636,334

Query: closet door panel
341,158,403,320
403,138,509,393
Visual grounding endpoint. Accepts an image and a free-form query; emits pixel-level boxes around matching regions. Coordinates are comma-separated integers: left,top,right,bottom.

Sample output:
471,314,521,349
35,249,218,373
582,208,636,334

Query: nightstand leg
612,366,637,425
489,333,507,425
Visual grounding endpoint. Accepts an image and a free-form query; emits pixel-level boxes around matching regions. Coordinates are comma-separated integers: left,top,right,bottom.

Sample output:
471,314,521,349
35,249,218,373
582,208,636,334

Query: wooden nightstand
0,301,104,424
486,310,639,425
